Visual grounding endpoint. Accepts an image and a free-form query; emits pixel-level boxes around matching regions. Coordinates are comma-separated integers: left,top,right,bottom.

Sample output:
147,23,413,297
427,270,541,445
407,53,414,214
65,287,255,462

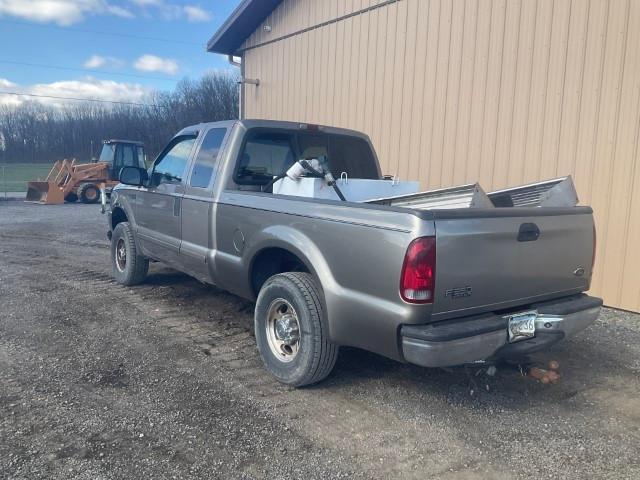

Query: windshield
99,144,115,164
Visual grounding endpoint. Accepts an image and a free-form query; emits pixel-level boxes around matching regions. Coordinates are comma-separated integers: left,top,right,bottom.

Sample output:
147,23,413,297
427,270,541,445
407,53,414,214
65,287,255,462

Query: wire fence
0,164,52,197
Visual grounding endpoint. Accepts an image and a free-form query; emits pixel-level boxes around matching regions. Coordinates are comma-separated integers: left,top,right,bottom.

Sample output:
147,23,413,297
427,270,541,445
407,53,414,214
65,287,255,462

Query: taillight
400,237,436,304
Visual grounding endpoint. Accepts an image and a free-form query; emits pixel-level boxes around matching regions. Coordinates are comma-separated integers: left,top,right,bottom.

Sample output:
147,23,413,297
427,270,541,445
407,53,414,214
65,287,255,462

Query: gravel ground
1,201,639,479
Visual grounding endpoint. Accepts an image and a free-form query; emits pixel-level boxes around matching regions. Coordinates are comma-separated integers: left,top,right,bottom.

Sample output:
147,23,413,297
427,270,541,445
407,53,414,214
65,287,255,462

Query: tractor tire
65,192,78,203
78,183,100,204
255,272,338,387
111,222,149,286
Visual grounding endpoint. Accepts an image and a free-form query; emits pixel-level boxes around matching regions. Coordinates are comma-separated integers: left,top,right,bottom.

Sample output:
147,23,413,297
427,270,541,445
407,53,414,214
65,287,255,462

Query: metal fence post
2,166,5,199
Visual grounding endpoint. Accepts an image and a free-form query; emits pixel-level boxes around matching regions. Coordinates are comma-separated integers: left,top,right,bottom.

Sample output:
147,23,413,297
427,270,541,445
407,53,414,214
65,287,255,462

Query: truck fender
246,225,340,337
109,193,142,253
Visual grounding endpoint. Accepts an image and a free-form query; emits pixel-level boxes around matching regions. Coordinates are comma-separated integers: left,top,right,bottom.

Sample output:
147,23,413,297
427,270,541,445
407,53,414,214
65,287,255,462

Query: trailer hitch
524,360,561,384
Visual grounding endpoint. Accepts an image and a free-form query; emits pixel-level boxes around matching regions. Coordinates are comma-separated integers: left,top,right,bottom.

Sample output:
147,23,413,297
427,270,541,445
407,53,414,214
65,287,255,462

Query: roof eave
207,0,283,55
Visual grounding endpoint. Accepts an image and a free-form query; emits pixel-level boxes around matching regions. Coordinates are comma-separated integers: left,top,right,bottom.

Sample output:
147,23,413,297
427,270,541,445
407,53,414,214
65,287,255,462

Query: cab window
235,133,295,185
118,144,136,167
137,146,146,168
190,128,227,188
152,136,196,185
99,144,115,163
234,130,378,186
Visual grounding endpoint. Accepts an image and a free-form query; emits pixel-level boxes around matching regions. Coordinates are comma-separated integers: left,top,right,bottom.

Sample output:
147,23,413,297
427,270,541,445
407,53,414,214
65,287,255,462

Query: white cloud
0,78,21,106
183,5,210,22
0,96,22,107
128,0,161,5
0,78,17,88
134,54,178,75
126,0,210,23
0,77,152,108
0,0,133,26
106,4,133,18
84,55,107,68
31,78,148,102
83,55,125,69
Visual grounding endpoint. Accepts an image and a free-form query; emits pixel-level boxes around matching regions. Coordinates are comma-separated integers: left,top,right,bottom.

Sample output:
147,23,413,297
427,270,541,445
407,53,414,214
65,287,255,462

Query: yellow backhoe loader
26,140,146,204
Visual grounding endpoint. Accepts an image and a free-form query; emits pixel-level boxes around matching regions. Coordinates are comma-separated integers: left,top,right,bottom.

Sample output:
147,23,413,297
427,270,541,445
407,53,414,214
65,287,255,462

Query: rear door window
190,128,227,189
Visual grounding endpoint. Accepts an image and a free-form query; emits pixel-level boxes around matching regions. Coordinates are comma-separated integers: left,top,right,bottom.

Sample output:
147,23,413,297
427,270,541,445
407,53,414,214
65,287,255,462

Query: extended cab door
180,127,229,282
136,135,197,265
112,143,138,179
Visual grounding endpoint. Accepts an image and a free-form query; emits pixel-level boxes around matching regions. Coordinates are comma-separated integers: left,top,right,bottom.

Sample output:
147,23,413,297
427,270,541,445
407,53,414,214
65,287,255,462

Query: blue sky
0,0,242,106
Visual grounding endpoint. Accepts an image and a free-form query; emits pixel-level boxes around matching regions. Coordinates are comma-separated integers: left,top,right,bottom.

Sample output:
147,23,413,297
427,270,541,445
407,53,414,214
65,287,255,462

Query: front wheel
78,183,100,204
255,272,338,387
111,222,149,286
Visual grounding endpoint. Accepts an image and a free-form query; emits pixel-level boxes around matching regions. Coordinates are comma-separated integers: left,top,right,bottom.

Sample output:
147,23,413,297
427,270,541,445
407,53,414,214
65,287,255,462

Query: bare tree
0,71,239,164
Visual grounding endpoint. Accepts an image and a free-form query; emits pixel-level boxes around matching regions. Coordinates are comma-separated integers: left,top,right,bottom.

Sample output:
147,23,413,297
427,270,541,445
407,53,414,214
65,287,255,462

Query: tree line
0,72,239,165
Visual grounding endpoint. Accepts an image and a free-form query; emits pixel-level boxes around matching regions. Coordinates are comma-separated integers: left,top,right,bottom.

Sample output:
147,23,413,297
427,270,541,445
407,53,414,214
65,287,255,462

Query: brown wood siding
241,0,640,312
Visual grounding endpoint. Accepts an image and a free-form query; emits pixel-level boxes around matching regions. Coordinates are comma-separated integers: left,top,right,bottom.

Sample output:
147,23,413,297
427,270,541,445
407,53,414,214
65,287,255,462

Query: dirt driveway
1,201,639,479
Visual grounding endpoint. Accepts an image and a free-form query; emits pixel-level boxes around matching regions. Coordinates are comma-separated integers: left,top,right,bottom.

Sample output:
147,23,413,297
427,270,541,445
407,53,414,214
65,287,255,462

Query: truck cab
98,140,146,179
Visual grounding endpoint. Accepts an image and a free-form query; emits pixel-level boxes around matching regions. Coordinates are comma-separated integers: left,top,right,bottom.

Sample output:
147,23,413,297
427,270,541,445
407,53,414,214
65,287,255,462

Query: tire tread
111,222,148,286
78,183,100,204
257,272,338,387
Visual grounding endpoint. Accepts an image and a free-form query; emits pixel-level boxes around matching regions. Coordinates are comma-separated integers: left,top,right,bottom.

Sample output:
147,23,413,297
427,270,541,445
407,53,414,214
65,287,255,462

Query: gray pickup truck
107,119,602,386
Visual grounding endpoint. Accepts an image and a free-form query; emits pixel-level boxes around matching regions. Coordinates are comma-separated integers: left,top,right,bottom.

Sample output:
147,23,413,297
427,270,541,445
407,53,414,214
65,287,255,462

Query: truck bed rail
368,176,579,211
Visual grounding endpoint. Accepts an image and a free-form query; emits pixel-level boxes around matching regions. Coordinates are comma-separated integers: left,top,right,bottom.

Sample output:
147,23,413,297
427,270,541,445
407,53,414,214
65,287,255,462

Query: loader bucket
25,181,65,204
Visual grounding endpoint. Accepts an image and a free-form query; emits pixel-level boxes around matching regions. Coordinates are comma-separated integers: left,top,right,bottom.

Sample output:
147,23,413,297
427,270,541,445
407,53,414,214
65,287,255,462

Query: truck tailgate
432,207,594,319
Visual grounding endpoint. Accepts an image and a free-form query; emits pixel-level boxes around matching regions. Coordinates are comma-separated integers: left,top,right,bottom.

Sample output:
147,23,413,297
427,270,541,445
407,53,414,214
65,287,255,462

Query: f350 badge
445,286,472,299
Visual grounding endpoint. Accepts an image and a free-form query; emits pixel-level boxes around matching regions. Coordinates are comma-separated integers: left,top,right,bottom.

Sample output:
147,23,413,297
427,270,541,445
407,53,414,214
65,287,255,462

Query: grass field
0,164,53,193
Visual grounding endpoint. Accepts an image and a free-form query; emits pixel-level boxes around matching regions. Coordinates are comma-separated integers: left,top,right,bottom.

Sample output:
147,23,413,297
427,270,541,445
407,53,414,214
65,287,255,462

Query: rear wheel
111,222,149,286
78,183,100,204
255,272,338,387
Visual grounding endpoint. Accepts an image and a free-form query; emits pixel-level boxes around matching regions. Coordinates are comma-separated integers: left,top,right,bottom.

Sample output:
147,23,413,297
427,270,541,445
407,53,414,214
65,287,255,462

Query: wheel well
111,207,128,230
250,248,309,296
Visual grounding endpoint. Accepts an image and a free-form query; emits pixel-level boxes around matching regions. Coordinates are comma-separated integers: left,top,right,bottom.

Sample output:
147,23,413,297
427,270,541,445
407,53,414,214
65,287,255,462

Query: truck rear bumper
401,294,602,368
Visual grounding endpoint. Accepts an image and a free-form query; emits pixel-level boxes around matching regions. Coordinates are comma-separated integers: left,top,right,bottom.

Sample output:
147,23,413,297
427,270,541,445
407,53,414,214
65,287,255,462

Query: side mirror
119,166,148,187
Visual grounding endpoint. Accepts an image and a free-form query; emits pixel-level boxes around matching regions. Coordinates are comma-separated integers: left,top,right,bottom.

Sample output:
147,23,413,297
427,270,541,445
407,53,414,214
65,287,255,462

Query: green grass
0,163,53,193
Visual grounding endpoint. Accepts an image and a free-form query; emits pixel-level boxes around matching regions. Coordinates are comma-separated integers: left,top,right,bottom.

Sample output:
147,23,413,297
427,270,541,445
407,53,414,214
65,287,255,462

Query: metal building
209,0,640,312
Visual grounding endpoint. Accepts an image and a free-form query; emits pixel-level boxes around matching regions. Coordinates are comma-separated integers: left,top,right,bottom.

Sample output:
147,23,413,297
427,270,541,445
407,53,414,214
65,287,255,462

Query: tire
78,183,100,204
65,192,78,203
111,222,149,286
255,272,338,387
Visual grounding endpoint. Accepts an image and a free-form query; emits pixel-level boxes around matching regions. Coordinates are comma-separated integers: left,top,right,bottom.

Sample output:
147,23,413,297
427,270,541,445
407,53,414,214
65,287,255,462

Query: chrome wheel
266,298,300,363
115,238,127,272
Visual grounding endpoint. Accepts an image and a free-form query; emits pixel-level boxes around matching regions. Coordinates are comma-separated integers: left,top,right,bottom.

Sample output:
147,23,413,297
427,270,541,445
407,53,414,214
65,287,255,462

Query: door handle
518,223,540,242
173,197,181,216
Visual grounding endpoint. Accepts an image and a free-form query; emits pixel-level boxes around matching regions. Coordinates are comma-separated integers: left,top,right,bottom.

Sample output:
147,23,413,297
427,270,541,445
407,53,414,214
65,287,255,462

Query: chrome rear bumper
401,295,602,368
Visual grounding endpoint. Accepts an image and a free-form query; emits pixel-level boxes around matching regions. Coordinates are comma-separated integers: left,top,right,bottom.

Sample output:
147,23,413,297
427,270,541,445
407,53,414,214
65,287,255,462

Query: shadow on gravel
138,268,628,414
317,343,607,414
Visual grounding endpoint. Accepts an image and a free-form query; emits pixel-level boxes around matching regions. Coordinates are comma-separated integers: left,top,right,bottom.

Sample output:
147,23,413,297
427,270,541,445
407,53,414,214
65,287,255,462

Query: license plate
507,311,537,343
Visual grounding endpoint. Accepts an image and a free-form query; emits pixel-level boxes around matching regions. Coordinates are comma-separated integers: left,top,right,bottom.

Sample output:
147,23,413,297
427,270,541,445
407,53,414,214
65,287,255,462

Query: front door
113,143,137,179
136,135,197,265
180,127,228,282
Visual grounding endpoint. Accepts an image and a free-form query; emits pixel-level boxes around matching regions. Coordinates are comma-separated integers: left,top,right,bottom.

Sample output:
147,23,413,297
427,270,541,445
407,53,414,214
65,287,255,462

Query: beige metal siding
240,0,640,312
